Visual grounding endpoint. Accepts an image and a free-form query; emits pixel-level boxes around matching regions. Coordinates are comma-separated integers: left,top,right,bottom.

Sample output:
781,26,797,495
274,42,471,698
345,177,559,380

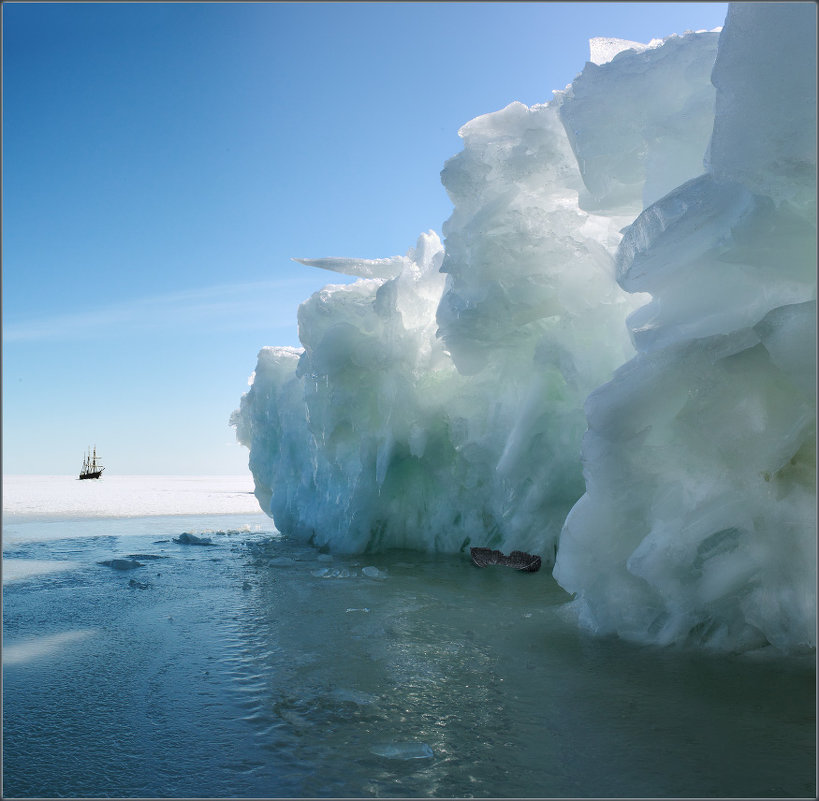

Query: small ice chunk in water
173,533,213,546
362,566,386,579
312,567,353,578
370,742,434,760
98,558,144,570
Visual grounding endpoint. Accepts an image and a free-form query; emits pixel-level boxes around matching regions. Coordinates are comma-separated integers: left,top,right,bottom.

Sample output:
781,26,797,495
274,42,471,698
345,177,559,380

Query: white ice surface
2,475,262,521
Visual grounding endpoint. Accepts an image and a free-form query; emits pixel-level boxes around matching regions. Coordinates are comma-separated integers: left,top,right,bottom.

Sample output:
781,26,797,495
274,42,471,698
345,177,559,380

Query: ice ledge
588,28,722,65
588,36,662,65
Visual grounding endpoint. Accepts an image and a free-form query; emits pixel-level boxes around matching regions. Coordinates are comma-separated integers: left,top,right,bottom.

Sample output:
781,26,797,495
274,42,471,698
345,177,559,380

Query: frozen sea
2,475,815,798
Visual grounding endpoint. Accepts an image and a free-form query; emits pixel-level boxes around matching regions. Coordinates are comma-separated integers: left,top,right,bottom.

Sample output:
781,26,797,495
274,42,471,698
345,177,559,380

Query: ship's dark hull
79,470,104,480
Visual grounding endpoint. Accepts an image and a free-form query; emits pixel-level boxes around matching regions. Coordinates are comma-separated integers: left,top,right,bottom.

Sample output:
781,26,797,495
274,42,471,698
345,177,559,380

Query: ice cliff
233,2,816,653
553,2,817,653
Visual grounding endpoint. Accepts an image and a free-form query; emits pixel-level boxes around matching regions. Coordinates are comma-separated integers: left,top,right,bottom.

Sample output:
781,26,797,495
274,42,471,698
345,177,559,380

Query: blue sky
3,2,728,475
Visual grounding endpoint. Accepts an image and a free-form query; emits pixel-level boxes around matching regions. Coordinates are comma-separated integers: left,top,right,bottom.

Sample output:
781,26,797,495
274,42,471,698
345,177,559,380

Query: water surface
3,515,814,797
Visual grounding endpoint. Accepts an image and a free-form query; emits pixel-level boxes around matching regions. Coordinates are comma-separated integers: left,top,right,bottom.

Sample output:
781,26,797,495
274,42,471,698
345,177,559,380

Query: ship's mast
80,444,103,476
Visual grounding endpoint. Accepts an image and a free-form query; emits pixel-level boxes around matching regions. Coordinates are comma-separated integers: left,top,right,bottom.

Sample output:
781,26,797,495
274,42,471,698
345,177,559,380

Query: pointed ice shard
293,255,407,280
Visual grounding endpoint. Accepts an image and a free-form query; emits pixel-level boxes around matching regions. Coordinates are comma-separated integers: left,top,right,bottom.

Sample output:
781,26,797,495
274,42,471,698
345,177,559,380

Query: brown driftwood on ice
470,547,541,572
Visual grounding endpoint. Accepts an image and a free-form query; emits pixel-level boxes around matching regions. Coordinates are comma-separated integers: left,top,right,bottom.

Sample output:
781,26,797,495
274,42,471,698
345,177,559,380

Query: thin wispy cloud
4,278,325,343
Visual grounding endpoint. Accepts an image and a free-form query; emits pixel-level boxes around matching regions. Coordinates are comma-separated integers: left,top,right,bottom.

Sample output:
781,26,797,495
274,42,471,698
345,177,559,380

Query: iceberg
233,2,816,653
233,29,717,560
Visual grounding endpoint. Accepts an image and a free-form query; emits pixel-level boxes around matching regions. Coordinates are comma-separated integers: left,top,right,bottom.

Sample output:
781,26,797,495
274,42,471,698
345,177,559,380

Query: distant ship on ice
79,446,104,480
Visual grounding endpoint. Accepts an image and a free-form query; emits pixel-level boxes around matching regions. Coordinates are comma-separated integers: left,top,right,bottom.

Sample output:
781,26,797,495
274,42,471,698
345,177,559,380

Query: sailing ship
79,445,104,480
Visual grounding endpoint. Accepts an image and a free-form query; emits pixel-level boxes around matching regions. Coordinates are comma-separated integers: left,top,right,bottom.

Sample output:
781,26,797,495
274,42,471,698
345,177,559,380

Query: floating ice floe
309,565,387,580
318,567,355,579
361,566,387,580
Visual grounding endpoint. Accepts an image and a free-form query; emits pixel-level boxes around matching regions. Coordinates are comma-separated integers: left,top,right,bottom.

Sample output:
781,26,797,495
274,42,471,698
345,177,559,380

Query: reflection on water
2,628,96,665
2,558,81,583
229,543,816,798
3,526,816,798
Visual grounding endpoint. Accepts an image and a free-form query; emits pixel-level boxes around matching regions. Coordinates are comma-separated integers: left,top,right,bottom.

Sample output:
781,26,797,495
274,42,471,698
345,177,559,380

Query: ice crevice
232,2,816,653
